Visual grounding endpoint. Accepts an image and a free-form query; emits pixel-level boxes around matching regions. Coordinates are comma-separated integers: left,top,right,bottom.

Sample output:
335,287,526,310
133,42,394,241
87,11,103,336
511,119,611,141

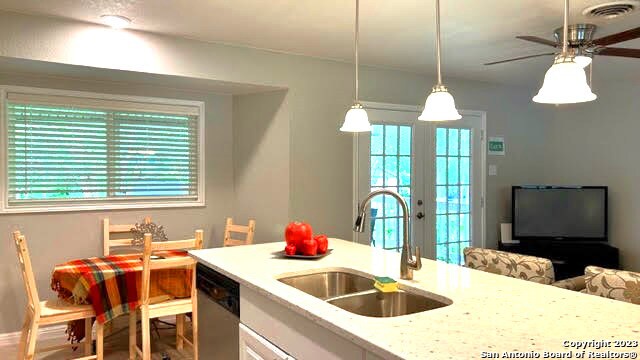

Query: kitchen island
190,239,640,360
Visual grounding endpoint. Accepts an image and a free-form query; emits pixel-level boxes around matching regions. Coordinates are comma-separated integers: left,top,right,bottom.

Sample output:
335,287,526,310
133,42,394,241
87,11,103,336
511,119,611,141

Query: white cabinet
239,323,294,360
240,285,388,359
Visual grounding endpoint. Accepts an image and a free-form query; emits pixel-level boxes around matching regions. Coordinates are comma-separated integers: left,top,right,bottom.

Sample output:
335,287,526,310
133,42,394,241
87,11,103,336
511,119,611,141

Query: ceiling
0,0,638,87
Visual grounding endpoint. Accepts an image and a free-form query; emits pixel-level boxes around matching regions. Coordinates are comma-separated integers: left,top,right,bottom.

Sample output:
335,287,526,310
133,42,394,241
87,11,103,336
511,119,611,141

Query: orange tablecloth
51,251,192,342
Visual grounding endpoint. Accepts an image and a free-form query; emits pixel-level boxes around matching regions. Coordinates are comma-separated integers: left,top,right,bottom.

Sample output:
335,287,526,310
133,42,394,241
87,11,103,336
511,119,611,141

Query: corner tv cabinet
498,241,619,280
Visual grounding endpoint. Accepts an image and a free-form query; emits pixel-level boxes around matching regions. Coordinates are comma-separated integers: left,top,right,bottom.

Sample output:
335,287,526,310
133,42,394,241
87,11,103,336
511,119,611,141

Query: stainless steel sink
277,271,374,300
327,290,452,317
277,270,453,317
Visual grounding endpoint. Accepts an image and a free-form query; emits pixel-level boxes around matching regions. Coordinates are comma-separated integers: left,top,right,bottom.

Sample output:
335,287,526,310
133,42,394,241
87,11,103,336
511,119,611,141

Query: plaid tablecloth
51,251,192,342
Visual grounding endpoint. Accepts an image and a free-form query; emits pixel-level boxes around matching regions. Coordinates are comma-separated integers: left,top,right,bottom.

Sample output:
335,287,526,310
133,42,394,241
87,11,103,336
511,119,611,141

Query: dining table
50,250,193,343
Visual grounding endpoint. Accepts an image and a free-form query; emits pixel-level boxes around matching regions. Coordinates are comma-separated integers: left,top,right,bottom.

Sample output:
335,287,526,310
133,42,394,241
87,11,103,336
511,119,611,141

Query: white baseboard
0,315,177,348
0,324,67,348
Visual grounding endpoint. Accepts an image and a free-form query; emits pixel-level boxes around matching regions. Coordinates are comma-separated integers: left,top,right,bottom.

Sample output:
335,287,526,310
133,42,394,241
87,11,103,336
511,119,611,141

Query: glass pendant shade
340,103,371,132
418,86,462,121
574,55,592,68
533,58,597,104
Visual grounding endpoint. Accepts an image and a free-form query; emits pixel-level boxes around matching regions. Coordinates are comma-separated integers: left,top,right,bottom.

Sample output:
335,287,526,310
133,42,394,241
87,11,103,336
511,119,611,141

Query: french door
355,102,485,265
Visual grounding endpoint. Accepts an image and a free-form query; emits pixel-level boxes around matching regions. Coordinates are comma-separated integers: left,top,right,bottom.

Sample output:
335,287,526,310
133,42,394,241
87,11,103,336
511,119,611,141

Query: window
1,87,204,212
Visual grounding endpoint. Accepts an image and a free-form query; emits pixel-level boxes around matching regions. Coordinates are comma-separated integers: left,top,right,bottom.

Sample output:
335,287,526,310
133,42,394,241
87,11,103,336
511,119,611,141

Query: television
512,186,608,242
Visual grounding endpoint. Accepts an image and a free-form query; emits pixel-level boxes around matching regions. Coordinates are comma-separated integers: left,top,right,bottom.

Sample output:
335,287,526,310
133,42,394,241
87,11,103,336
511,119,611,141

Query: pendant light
533,0,596,104
418,0,461,121
340,0,371,132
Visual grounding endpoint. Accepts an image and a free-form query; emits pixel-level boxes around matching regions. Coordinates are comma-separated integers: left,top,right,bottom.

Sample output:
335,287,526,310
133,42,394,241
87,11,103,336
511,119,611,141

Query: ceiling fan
485,24,640,66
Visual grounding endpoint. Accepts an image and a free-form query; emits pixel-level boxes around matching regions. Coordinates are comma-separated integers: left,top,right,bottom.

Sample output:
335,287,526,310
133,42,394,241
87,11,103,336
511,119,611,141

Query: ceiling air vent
582,1,639,19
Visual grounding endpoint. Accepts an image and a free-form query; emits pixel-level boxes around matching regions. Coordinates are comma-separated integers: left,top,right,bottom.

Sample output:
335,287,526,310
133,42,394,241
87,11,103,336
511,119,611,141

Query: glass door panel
369,124,412,251
434,127,472,265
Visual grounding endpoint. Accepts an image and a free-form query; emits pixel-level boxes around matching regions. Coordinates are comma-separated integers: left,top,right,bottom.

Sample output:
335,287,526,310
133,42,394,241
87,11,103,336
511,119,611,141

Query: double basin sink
277,270,452,318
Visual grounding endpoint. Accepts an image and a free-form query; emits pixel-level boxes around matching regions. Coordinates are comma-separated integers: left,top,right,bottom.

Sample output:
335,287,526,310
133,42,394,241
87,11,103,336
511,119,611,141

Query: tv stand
498,241,619,280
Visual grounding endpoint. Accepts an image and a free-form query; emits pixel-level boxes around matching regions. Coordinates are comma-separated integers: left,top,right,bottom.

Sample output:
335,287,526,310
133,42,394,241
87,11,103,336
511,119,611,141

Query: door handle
416,212,425,219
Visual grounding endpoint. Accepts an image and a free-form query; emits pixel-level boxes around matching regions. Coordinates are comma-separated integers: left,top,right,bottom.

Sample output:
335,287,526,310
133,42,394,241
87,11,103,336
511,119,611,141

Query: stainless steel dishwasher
196,263,240,359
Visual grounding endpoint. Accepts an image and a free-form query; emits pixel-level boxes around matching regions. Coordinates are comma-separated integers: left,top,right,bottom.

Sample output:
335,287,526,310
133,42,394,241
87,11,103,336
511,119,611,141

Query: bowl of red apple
278,221,331,259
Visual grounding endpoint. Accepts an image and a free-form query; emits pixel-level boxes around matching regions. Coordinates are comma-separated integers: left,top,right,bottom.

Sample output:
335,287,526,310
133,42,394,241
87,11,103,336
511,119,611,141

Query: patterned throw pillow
584,266,640,305
463,247,555,285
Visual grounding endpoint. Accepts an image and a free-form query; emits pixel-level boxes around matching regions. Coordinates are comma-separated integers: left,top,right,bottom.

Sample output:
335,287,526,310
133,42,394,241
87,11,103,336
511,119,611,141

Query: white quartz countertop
190,239,640,360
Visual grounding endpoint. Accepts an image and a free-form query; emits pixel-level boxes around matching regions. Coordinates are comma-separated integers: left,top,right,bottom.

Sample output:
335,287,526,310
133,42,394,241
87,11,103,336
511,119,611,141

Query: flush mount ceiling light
533,0,596,104
100,15,131,29
340,0,371,132
418,0,461,122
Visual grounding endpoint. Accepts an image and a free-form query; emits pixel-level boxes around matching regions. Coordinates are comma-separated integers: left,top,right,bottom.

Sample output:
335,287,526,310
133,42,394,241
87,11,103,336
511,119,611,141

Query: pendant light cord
562,0,569,55
355,0,360,103
435,0,442,85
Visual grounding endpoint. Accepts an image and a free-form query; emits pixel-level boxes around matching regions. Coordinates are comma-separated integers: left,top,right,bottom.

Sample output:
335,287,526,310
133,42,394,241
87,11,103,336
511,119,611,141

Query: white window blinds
5,91,202,208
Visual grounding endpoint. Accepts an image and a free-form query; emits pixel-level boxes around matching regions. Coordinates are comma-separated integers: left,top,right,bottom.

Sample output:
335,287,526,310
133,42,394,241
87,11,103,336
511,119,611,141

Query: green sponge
374,276,398,292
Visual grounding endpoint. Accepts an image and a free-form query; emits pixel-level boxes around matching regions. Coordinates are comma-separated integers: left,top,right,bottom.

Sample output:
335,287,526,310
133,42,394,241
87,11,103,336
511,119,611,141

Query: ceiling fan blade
593,27,640,46
516,36,558,47
598,47,640,58
484,53,555,66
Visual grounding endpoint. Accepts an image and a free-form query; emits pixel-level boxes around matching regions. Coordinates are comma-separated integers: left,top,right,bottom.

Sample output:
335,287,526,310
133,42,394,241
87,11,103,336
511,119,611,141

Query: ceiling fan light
100,15,131,29
533,58,597,104
418,86,462,121
574,54,592,68
340,103,371,132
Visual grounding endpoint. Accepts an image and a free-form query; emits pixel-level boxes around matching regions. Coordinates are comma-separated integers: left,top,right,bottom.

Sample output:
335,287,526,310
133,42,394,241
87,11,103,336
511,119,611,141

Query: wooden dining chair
130,230,203,360
103,217,151,256
223,217,256,246
12,231,104,360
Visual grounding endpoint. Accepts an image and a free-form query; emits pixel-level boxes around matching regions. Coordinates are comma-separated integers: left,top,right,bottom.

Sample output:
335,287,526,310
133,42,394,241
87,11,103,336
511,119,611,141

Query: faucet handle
410,246,422,270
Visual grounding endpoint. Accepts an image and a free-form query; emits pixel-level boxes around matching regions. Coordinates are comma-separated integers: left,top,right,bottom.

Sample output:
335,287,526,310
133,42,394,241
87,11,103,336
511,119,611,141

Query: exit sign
488,137,505,155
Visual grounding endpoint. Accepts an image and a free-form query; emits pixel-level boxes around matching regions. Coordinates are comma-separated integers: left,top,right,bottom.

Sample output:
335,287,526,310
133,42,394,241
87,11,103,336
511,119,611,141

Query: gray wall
542,80,640,271
233,91,291,243
0,72,235,333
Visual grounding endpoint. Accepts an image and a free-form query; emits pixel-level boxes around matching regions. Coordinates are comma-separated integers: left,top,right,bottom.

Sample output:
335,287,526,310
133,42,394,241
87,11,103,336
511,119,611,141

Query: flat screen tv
512,186,608,242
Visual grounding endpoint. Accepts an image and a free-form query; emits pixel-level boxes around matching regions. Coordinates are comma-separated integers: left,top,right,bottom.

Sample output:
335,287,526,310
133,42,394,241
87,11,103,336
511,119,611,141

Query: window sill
0,200,205,214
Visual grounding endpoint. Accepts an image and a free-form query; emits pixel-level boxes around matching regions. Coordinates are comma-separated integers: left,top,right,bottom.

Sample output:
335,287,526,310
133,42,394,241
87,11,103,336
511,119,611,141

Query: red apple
299,238,318,256
314,234,328,254
284,244,297,256
284,221,313,248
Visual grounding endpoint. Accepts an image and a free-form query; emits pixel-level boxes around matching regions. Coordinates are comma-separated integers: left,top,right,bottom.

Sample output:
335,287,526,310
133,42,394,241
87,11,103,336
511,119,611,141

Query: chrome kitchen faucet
353,189,422,280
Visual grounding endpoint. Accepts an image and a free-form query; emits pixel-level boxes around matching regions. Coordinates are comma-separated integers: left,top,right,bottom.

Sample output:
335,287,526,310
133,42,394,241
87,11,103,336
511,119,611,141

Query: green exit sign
489,142,503,151
488,137,505,155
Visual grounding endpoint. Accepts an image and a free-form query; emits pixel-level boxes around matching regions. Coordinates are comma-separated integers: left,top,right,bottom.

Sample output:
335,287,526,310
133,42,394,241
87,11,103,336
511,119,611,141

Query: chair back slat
151,238,200,252
150,257,197,271
226,239,249,246
140,230,203,305
225,224,250,233
223,217,255,247
13,231,40,314
103,217,151,256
